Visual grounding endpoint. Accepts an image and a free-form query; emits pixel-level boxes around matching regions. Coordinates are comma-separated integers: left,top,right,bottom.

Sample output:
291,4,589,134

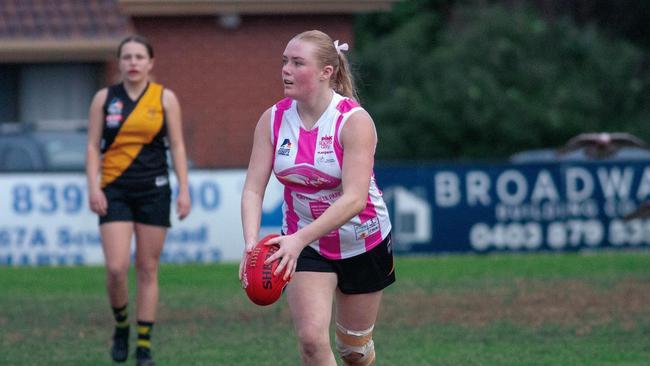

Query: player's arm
240,108,274,279
267,110,376,279
164,88,191,220
86,88,108,216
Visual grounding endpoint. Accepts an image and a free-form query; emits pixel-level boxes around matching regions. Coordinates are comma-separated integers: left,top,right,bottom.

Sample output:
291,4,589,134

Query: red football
242,234,289,306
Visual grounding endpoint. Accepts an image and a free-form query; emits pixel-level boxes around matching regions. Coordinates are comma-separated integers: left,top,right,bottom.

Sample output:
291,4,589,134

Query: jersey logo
155,175,169,187
354,217,380,240
319,135,333,150
106,97,124,128
278,138,292,156
276,165,341,193
147,107,158,119
317,155,336,165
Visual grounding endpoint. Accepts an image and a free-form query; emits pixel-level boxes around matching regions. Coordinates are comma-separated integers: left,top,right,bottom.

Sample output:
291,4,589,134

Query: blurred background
1,0,649,264
1,1,650,365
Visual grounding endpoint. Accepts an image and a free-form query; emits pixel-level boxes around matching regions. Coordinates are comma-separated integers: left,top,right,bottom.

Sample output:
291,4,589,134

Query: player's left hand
176,188,191,220
265,234,303,281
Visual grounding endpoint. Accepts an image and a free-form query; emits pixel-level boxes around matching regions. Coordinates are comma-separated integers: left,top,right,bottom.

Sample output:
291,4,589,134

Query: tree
355,4,650,160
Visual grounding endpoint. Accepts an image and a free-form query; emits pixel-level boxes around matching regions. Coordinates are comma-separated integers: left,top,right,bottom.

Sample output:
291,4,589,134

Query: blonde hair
293,30,358,101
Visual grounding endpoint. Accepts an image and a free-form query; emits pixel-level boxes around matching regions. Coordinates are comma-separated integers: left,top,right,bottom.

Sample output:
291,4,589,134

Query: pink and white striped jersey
270,92,392,260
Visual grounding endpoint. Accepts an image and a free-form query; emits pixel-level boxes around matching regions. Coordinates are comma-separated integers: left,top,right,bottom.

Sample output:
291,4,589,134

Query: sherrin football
242,234,289,306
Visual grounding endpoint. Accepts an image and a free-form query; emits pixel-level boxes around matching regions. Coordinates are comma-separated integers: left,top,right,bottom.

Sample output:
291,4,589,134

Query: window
0,65,19,123
0,144,41,171
42,133,88,170
0,63,99,126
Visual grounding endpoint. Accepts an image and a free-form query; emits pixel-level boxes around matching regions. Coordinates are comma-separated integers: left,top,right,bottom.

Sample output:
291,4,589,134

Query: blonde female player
86,35,191,366
240,30,395,366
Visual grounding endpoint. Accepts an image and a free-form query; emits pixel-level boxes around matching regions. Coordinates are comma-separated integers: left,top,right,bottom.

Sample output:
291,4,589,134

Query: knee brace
335,323,376,366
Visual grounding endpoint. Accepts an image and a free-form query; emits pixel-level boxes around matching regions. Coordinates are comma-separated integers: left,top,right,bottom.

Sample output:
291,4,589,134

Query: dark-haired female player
86,35,191,366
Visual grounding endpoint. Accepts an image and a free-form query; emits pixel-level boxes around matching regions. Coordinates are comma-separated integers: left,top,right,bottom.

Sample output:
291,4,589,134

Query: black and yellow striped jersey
100,82,168,188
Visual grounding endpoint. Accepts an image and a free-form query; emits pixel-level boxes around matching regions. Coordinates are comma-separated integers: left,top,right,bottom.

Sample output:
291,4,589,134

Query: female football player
240,30,395,366
86,34,191,366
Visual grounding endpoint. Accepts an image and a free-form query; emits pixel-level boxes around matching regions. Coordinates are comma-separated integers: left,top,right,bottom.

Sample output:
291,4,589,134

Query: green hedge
355,5,650,160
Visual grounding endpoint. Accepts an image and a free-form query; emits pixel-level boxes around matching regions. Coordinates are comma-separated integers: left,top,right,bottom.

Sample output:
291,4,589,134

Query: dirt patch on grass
381,278,650,331
154,278,650,336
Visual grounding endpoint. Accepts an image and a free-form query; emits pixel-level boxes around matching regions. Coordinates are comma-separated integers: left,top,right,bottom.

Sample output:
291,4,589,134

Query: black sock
112,304,129,335
136,320,154,357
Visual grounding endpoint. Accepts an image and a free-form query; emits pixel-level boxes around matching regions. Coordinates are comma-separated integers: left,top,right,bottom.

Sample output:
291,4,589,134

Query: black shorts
295,233,396,294
99,183,171,227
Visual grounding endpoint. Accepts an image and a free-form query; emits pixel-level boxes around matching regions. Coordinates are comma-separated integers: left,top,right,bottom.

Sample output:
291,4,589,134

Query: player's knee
297,329,330,359
335,323,376,366
135,259,159,281
299,337,326,359
106,264,128,283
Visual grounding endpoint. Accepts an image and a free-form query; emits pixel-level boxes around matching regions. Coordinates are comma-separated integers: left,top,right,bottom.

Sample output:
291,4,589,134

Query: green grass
1,251,650,365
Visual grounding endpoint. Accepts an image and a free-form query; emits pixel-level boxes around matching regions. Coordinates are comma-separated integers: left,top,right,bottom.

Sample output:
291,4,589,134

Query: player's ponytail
333,47,358,101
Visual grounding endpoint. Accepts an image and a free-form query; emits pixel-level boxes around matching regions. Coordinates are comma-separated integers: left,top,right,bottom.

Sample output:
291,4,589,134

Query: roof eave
118,0,401,15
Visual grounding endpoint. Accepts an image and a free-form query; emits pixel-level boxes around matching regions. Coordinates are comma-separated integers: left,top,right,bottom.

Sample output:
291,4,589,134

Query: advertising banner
375,161,650,254
4,160,650,265
0,170,284,265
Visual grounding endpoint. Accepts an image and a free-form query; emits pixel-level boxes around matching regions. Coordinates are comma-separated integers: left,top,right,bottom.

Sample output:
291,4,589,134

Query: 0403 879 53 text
469,219,650,251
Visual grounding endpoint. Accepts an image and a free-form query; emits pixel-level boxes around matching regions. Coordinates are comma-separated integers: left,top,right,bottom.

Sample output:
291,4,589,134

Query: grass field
2,251,650,365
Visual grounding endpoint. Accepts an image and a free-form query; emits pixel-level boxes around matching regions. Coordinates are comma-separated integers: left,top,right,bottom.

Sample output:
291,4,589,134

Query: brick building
0,0,398,167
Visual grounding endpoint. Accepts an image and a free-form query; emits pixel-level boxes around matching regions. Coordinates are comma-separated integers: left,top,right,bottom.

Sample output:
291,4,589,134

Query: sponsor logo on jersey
106,98,124,128
278,138,292,156
354,217,380,240
147,107,158,119
108,98,123,114
317,155,336,165
319,135,333,150
155,175,169,187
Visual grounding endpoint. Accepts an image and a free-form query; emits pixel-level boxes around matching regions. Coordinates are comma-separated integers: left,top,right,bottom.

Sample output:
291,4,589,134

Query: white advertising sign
0,171,284,266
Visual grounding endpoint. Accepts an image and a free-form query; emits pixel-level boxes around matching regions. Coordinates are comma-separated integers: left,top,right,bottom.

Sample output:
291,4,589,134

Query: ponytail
333,51,358,102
